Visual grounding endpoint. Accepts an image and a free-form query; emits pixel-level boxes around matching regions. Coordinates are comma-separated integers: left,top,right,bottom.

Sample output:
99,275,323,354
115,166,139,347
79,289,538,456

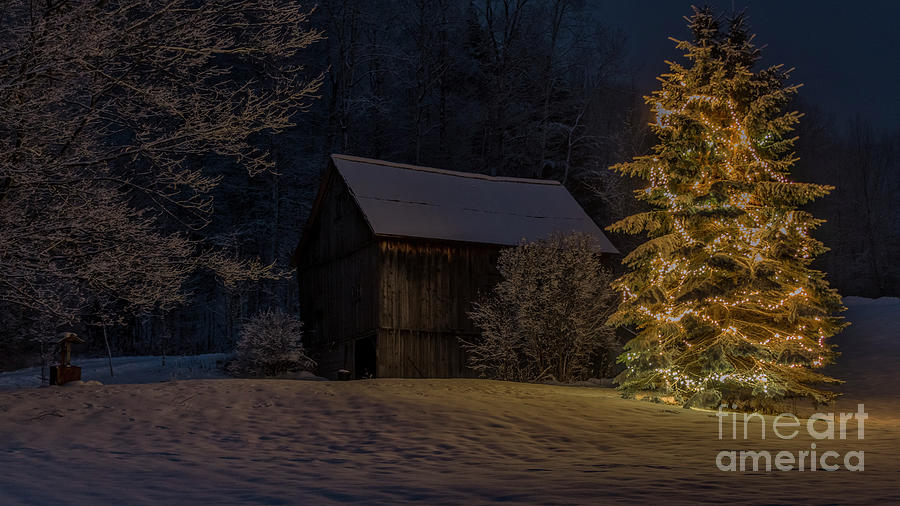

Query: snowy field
0,297,898,504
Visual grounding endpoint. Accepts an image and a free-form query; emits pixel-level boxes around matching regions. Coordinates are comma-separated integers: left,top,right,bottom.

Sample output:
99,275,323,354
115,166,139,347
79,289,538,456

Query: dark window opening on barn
353,277,362,302
355,336,376,379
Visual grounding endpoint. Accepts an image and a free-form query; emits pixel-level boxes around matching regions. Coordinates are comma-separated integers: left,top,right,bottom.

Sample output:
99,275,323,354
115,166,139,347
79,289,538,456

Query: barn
291,154,618,379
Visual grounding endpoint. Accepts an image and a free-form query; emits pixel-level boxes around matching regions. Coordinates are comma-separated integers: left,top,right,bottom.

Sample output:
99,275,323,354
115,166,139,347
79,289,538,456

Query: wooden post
50,332,85,386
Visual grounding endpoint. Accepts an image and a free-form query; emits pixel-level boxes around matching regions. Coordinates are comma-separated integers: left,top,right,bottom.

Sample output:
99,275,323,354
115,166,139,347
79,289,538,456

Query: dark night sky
598,0,899,131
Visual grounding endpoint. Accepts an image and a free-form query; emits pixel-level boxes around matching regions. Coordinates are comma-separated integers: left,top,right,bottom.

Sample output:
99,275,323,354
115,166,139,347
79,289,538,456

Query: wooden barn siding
297,243,379,375
375,239,501,377
377,329,477,378
296,170,379,376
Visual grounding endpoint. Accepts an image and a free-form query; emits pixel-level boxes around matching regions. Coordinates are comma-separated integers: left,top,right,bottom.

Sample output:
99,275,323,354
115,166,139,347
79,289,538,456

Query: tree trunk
103,325,114,377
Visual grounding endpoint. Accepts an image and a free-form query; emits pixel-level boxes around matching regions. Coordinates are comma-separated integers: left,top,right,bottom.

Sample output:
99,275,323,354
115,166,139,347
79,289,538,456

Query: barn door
354,335,377,379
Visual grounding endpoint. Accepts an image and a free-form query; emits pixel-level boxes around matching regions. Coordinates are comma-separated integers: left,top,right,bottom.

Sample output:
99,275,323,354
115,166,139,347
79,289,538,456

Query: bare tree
398,0,454,164
473,0,532,174
845,119,894,296
0,1,324,342
536,0,568,176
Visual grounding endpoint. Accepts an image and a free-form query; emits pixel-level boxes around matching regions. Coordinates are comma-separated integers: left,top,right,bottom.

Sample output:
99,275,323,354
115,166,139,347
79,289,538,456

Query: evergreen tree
607,8,847,410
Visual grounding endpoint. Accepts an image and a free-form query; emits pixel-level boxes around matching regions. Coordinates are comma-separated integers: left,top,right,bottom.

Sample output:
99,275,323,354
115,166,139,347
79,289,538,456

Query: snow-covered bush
232,311,315,377
464,233,619,383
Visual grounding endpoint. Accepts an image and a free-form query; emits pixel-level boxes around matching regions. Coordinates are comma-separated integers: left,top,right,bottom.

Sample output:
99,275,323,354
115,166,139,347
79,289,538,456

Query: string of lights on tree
608,8,846,409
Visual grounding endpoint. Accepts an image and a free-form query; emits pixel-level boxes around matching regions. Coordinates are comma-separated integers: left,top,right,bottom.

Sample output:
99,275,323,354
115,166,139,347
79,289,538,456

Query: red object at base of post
50,365,82,385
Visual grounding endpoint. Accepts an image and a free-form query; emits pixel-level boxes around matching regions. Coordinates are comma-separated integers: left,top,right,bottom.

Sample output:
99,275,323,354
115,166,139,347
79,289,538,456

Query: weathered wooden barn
291,154,618,379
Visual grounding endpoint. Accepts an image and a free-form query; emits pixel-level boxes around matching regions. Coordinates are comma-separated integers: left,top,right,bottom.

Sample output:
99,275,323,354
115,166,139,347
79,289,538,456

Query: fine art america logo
715,404,866,472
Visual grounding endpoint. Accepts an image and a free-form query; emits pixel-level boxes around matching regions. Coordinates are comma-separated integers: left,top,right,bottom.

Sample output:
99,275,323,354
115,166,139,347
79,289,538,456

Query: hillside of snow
0,297,897,504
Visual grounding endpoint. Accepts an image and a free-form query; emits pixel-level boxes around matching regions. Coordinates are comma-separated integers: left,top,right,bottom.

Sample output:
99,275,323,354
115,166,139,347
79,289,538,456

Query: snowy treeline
793,113,900,298
1,1,897,366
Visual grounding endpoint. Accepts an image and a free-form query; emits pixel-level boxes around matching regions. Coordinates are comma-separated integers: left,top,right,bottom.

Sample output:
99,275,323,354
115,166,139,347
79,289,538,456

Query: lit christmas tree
608,8,847,410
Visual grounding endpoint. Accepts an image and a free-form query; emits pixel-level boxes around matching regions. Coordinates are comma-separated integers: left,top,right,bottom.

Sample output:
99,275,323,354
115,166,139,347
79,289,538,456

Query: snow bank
0,353,229,389
828,297,900,414
843,296,900,307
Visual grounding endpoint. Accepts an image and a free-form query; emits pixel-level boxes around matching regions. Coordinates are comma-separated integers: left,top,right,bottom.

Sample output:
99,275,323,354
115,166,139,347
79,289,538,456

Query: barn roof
329,154,618,253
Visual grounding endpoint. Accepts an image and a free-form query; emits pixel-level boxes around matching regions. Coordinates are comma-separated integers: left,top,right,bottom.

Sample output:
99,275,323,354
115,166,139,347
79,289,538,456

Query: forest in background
2,0,898,363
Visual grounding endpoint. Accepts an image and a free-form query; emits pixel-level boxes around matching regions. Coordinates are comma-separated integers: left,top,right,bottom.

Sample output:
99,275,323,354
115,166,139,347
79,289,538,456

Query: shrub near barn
231,311,316,377
465,233,619,383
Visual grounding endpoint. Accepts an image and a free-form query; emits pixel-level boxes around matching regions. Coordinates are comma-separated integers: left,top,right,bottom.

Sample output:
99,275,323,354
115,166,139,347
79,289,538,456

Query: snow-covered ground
0,297,897,504
825,297,900,414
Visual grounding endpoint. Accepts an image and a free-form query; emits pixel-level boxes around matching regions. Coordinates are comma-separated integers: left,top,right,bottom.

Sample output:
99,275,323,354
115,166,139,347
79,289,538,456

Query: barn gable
293,166,380,375
293,162,374,265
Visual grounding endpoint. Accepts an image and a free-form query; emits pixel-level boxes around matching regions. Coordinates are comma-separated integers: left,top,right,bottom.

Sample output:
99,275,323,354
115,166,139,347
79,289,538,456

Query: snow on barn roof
330,154,619,253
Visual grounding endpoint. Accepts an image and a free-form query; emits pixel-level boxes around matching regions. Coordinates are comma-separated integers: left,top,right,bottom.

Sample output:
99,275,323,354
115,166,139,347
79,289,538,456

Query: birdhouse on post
50,332,85,385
